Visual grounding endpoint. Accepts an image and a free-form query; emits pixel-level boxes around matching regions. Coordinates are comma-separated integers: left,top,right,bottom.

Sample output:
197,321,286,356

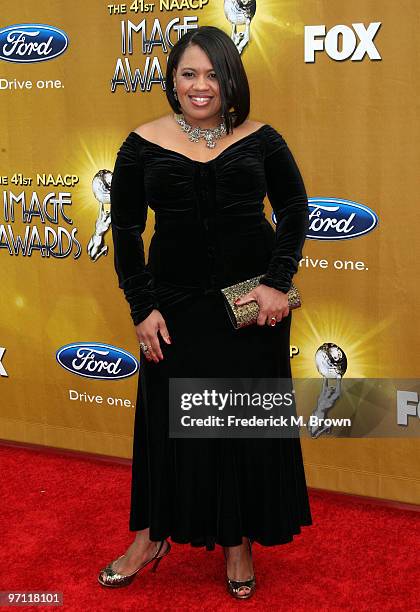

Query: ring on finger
139,341,151,354
269,316,277,327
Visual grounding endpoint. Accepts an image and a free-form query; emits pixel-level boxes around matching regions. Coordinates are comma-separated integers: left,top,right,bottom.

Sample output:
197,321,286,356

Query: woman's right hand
135,309,172,363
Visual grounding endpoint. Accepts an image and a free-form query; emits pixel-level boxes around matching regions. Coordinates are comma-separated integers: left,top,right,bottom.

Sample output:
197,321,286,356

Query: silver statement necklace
174,112,227,149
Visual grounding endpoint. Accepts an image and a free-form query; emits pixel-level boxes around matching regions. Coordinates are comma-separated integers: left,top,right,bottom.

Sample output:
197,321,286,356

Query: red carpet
1,444,419,611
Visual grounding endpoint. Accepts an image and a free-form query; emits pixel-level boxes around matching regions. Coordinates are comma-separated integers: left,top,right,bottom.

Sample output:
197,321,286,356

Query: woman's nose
194,77,210,90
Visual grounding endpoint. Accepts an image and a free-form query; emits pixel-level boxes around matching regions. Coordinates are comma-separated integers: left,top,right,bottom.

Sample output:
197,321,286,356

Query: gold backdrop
0,1,419,504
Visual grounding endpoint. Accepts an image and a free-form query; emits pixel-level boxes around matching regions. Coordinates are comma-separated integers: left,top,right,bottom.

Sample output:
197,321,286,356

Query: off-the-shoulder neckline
129,123,271,165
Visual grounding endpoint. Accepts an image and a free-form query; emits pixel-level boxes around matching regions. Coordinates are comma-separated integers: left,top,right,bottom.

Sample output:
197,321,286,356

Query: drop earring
173,84,178,101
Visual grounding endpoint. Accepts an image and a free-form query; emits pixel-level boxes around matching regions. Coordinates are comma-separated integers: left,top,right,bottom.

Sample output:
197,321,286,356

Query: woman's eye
181,72,217,78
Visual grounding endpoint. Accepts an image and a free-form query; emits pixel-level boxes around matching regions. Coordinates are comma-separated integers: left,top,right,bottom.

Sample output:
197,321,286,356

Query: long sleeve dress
110,123,313,550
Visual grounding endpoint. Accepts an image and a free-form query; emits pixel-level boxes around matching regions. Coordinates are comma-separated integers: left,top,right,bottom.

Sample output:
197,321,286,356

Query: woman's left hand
234,284,290,326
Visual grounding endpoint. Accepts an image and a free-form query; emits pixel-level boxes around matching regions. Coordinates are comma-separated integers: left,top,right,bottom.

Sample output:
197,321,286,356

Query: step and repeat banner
1,2,419,504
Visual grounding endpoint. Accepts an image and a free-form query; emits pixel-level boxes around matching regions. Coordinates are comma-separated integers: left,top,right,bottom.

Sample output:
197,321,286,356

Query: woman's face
172,44,222,126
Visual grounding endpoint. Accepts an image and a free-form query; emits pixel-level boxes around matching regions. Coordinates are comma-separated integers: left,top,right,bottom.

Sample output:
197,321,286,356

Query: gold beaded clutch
220,275,301,330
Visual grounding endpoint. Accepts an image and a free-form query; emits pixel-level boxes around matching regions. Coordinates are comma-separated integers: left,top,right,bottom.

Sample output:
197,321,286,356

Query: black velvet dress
110,123,313,550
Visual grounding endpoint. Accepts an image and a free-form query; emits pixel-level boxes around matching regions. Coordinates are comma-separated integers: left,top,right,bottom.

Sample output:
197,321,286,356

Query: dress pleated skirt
129,290,312,550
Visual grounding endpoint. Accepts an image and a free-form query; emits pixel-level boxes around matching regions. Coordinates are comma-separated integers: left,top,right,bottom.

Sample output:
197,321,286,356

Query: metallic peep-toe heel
223,538,256,600
98,539,171,588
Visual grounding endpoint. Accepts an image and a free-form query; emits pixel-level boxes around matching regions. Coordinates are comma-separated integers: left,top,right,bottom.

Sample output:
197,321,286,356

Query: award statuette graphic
224,0,257,54
87,170,112,262
315,343,347,379
307,343,348,439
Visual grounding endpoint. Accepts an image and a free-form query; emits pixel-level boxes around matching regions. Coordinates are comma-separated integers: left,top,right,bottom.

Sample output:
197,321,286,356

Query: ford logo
56,342,139,380
272,197,378,240
0,23,68,63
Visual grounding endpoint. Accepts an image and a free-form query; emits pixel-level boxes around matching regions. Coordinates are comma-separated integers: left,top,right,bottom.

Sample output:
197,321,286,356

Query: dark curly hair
165,25,250,135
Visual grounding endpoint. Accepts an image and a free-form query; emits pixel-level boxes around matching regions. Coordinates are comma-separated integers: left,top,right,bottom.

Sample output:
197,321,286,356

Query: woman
98,25,312,599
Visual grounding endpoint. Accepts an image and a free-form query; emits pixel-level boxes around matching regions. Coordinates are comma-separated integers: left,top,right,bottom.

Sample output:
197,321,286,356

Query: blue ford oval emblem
272,197,378,240
0,23,68,63
56,342,139,380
